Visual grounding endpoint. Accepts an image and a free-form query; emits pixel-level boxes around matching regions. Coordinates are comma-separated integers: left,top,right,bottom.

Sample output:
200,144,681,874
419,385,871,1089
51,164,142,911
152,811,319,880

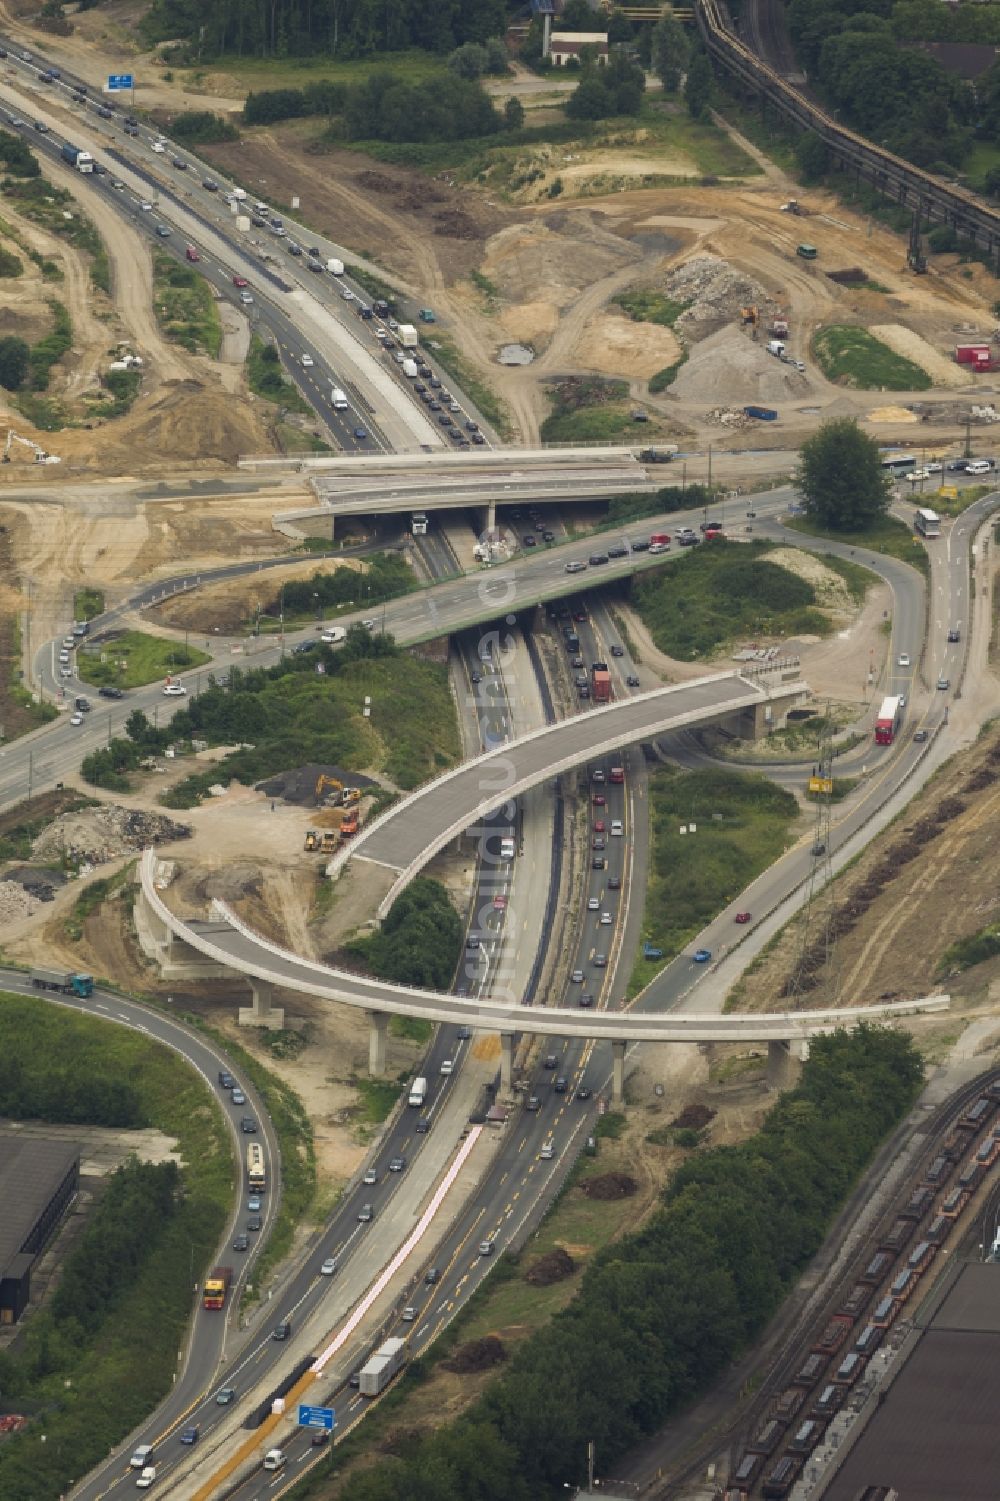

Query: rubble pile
663,254,768,339
33,806,191,867
0,880,37,923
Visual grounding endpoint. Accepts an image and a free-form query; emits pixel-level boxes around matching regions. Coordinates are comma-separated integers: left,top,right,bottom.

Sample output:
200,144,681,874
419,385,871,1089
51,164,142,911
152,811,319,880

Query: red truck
591,663,612,704
185,244,200,262
203,1265,232,1310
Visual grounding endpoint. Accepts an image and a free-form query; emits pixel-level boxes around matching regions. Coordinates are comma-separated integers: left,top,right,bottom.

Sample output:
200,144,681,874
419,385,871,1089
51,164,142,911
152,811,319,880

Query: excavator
315,772,362,806
2,430,61,464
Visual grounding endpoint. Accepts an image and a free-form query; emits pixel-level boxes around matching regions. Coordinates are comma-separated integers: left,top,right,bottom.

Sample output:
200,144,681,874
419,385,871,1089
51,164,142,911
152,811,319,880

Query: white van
966,459,992,475
263,1448,286,1472
331,386,348,410
499,837,516,860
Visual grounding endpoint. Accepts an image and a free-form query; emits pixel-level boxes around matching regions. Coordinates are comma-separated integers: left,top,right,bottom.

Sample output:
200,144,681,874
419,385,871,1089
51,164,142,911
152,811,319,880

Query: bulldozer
321,830,339,854
304,830,320,852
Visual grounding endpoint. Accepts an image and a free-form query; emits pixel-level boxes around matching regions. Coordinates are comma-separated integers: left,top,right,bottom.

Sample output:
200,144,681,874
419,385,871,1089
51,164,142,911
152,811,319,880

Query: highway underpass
138,853,949,1104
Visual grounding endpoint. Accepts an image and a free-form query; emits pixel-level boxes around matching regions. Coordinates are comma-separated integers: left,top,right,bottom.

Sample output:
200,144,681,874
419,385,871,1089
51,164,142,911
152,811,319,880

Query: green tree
484,37,510,74
651,13,690,92
0,334,29,390
566,72,613,120
797,418,891,531
684,50,713,119
504,95,525,131
449,41,489,78
795,130,829,182
607,9,634,44
560,0,596,27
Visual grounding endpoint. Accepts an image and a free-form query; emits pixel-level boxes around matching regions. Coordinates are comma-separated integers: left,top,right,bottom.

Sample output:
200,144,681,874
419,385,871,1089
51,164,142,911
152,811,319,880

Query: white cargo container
326,258,345,275
359,1337,407,1397
397,323,418,348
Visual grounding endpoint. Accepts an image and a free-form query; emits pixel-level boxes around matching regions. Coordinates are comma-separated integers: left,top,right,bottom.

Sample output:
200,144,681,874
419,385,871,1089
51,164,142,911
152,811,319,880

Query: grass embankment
247,334,312,413
76,629,211,689
630,766,799,993
3,617,57,739
0,994,231,1501
152,249,222,356
422,331,514,440
155,633,460,807
938,923,1000,976
631,538,829,659
73,586,104,621
812,326,932,391
784,512,930,576
184,49,442,95
541,375,655,443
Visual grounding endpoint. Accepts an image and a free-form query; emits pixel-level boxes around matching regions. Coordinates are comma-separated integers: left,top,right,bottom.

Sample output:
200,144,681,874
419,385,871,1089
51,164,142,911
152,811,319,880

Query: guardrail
697,0,1000,266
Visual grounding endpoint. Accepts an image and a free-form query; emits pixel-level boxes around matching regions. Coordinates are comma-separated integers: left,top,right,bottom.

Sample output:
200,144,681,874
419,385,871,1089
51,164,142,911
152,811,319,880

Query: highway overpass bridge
266,447,660,533
333,668,808,913
138,851,949,1103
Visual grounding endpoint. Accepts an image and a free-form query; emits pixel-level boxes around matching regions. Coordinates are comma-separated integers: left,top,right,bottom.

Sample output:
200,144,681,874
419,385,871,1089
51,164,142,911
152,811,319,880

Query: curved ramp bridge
137,853,949,1104
332,667,809,916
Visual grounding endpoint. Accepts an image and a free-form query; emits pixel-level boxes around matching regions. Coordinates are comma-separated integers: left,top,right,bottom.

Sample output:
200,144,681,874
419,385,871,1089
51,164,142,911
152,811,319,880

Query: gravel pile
674,327,808,405
664,254,768,340
33,806,191,867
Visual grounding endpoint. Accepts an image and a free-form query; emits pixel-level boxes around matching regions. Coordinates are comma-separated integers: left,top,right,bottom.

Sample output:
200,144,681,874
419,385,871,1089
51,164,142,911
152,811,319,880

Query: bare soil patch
571,310,682,380
580,1171,638,1200
524,1246,576,1286
443,1335,508,1374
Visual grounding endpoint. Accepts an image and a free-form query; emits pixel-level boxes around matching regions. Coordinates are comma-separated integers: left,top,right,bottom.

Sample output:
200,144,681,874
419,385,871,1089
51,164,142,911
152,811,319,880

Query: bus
881,452,916,475
246,1142,266,1193
914,507,941,538
874,695,903,745
411,512,428,536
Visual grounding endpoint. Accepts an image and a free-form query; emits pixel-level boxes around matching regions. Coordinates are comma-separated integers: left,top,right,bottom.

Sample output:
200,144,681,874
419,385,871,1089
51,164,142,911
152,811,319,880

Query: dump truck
340,808,359,838
202,1265,232,1310
359,1337,407,1396
30,968,93,997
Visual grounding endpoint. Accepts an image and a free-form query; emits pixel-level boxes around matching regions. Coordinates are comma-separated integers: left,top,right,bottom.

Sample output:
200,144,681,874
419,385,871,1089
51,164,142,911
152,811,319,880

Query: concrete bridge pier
239,980,285,1030
486,498,496,538
767,1037,809,1091
368,1010,389,1076
500,1032,515,1094
611,1039,627,1106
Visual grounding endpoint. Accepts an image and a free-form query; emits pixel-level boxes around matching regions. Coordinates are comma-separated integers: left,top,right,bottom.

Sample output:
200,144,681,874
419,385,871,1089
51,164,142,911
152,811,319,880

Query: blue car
693,949,712,964
354,426,368,441
180,1426,199,1445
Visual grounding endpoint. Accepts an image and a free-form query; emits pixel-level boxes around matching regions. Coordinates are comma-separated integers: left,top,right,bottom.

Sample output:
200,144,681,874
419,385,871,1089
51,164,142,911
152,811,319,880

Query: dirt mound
33,805,191,867
194,863,264,903
443,1335,507,1373
671,1102,717,1130
524,1246,576,1286
664,254,767,341
433,211,480,241
379,1425,423,1455
580,1172,638,1200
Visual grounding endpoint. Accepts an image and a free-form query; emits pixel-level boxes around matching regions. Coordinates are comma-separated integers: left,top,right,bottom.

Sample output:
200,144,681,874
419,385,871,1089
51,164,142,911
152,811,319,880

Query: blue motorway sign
106,73,134,91
298,1403,335,1432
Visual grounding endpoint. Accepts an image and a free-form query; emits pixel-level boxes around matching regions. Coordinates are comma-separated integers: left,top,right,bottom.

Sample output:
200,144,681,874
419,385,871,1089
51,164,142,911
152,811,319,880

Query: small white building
548,31,609,65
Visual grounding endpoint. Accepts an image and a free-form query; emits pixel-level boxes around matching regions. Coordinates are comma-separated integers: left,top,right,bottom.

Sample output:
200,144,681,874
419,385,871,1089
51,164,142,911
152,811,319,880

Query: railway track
697,0,1000,267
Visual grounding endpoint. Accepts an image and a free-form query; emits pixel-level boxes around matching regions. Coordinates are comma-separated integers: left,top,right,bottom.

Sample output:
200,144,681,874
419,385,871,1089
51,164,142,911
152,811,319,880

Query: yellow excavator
315,773,362,806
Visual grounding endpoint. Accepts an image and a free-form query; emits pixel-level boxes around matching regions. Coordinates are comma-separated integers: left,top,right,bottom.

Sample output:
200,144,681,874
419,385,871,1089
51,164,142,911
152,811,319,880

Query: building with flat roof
0,1136,79,1324
548,31,609,64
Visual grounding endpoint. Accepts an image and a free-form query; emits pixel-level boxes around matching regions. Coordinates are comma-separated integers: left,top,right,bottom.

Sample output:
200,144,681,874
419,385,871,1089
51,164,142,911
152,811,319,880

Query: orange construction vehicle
340,808,359,838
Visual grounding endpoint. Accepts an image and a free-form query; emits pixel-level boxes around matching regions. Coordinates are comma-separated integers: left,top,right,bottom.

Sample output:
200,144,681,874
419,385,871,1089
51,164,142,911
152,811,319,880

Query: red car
735,911,752,924
593,820,606,833
232,274,249,288
592,793,606,806
493,895,507,910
